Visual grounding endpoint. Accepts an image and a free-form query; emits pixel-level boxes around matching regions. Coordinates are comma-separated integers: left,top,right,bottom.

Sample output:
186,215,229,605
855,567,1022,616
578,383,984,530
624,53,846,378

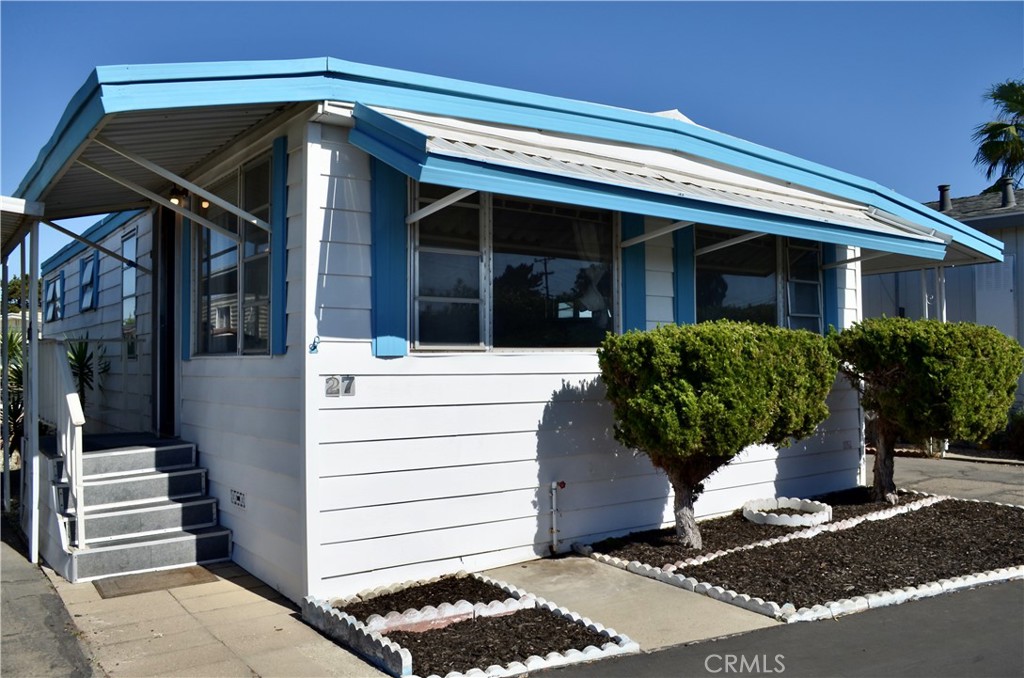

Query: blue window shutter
822,244,839,333
673,225,696,324
79,252,99,312
180,220,191,361
271,136,289,355
620,213,646,332
371,158,409,357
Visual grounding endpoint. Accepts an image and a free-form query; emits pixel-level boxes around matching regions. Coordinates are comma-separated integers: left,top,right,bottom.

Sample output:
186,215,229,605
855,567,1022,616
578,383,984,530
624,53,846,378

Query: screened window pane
492,199,613,347
419,206,480,251
789,246,819,281
418,252,479,298
198,226,239,355
418,301,480,345
696,227,777,325
789,281,820,315
789,316,821,332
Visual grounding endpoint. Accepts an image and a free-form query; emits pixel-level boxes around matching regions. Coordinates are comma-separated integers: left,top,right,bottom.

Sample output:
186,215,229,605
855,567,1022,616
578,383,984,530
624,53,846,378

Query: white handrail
38,339,87,548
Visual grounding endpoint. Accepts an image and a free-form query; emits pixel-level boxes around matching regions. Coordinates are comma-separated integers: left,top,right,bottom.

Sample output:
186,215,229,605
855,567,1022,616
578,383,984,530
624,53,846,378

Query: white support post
19,244,27,525
28,222,40,564
937,266,947,323
2,255,10,512
920,268,929,320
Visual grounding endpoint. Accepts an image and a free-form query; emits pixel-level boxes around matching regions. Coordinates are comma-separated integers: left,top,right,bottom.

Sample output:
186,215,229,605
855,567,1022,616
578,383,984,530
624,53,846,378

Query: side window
122,231,137,359
44,272,64,323
195,153,272,356
785,239,823,333
80,252,99,312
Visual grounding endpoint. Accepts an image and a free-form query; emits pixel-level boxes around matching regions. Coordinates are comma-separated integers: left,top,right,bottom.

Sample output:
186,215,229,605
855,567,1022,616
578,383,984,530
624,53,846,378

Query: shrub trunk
668,469,702,550
873,419,899,504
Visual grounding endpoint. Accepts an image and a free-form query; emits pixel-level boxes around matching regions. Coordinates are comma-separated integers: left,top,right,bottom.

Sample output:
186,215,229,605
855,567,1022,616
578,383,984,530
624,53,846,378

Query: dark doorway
152,207,177,437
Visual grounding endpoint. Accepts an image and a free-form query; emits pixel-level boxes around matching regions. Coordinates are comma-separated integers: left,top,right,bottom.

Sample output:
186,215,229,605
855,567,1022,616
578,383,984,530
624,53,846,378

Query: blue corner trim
621,214,646,332
41,209,146,275
822,245,839,333
180,219,191,361
370,158,409,357
673,226,696,325
79,251,99,312
271,136,288,355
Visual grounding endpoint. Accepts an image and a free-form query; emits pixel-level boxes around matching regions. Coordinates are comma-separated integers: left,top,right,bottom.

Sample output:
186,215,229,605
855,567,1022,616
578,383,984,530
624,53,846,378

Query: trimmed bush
832,317,1024,501
598,320,837,548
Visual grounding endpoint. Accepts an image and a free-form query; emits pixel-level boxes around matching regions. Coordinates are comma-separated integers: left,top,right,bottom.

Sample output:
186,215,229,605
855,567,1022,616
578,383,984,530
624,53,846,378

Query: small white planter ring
742,497,833,527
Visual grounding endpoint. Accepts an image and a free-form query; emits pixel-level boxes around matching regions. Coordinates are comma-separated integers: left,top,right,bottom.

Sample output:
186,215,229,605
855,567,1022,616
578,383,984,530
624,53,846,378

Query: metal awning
349,104,993,266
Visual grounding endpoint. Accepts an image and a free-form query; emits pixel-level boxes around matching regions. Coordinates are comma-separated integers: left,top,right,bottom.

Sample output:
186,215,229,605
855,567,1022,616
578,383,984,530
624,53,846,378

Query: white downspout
550,481,564,554
28,222,40,563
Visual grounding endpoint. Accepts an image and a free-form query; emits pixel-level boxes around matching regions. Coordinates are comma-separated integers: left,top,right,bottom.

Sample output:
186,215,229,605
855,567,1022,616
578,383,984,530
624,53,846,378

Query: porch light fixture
200,199,211,210
169,187,187,206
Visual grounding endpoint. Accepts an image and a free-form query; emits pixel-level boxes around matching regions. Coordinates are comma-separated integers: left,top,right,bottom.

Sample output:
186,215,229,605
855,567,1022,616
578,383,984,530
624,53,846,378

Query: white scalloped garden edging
575,491,1024,623
743,497,832,527
302,573,640,677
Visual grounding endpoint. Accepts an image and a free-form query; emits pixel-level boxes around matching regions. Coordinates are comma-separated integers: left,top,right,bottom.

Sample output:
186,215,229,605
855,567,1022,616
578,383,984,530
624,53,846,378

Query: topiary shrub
598,320,837,549
832,317,1024,503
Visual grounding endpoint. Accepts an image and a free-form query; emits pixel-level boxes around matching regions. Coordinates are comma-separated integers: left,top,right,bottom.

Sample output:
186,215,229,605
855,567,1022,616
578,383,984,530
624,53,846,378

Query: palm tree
972,79,1024,189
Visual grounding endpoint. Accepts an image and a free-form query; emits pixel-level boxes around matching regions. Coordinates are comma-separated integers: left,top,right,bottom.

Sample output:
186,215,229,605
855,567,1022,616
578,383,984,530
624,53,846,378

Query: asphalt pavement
1,515,96,677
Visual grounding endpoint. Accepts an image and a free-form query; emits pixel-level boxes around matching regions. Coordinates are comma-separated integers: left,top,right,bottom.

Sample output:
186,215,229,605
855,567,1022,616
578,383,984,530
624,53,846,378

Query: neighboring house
3,58,1001,603
862,181,1024,399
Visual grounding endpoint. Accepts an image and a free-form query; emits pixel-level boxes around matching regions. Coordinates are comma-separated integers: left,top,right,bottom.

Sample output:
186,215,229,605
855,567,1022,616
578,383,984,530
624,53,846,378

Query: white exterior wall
177,118,307,601
302,122,863,600
40,211,154,433
645,224,674,330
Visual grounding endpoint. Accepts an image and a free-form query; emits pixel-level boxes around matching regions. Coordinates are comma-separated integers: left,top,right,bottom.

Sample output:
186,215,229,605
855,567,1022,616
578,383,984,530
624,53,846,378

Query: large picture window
196,154,272,355
413,184,615,349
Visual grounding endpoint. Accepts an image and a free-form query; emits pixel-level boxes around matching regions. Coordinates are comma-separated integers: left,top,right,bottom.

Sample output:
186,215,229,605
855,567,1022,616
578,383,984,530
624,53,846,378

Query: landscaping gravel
387,608,609,677
337,575,510,622
327,491,1022,677
592,487,891,566
680,499,1024,608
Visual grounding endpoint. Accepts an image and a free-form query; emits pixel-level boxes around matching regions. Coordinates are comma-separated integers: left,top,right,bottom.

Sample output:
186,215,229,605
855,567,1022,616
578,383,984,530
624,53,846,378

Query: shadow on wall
532,377,670,557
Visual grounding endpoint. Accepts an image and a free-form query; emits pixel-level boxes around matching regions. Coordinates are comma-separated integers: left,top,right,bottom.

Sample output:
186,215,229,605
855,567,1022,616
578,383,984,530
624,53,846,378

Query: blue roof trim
350,116,948,261
15,57,999,262
41,209,146,275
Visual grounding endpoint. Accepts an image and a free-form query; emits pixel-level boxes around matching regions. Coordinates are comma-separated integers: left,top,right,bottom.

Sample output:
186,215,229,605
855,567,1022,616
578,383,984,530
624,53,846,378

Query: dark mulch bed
338,575,510,621
387,608,609,677
680,499,1024,609
591,487,892,566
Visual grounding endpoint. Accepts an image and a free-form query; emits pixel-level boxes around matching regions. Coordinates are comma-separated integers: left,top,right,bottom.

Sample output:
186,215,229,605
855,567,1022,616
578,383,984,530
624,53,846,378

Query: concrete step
72,527,232,581
70,498,219,544
81,443,196,478
60,469,207,510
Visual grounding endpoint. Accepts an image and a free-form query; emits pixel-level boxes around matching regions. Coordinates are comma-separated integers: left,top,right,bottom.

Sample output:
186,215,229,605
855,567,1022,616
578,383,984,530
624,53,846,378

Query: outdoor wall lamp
169,187,188,206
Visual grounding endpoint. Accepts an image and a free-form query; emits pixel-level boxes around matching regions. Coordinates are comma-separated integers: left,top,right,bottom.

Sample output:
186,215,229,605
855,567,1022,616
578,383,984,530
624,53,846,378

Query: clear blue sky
2,1,1022,271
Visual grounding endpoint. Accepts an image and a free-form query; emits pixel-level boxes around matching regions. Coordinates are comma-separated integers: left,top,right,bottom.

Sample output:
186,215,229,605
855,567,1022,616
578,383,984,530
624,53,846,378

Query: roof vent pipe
1001,177,1017,208
938,185,952,212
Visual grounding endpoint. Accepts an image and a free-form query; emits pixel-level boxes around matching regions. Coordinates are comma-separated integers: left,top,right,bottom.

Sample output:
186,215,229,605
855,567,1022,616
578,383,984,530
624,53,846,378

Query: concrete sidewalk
4,453,1021,677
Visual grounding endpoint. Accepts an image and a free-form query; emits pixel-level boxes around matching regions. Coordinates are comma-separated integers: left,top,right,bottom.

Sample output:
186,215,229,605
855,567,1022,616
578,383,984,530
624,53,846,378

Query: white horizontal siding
304,128,863,601
178,123,306,603
644,219,675,329
40,210,154,433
